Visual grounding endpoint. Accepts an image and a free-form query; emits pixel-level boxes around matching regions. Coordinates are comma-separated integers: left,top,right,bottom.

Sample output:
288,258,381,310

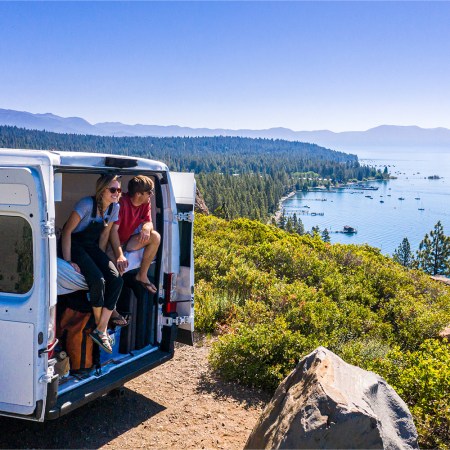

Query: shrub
209,318,315,391
366,340,450,449
194,280,236,333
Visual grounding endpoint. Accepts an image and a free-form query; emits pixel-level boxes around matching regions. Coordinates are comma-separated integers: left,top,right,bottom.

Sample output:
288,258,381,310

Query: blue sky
0,1,449,131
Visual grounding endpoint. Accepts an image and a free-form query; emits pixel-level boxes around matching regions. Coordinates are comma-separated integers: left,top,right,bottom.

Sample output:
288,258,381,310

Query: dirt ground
0,335,270,449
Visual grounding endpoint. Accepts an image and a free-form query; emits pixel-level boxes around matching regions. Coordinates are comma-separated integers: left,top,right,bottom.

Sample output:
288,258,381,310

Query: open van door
0,155,56,421
169,172,195,346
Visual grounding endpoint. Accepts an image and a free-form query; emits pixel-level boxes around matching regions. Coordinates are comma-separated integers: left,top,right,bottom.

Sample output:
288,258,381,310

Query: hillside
194,214,450,449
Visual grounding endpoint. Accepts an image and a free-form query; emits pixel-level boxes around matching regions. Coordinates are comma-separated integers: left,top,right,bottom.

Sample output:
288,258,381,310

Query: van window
0,215,33,294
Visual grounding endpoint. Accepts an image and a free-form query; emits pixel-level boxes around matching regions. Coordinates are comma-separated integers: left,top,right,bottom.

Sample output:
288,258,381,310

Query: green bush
364,340,450,449
194,280,236,333
209,317,315,391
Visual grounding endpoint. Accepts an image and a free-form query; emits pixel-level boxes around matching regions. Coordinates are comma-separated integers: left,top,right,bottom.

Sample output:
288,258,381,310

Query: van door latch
175,212,194,222
42,221,55,237
160,315,193,326
39,365,55,384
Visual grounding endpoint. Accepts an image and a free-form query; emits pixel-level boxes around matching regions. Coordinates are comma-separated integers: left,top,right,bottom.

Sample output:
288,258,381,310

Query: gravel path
0,336,270,449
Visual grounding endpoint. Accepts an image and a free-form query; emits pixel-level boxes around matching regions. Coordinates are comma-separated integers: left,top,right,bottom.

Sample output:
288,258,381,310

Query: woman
61,174,124,353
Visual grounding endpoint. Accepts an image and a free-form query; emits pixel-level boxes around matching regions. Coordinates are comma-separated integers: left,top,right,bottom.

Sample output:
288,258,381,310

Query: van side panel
0,321,35,409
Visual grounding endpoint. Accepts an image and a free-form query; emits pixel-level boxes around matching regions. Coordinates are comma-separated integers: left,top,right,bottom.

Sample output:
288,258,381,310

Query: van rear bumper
46,349,173,420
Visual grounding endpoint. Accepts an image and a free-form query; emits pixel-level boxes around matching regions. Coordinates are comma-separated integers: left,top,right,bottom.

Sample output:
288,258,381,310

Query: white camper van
0,149,195,421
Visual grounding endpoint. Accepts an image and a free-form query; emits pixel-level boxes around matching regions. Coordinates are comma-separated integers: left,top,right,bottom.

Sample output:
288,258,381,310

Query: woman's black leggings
71,245,123,310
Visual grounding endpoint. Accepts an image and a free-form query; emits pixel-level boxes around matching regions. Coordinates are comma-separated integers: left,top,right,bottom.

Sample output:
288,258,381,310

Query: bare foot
135,273,157,293
110,309,129,327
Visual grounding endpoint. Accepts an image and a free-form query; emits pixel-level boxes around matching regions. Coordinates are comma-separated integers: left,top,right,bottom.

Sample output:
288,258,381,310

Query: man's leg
126,230,161,292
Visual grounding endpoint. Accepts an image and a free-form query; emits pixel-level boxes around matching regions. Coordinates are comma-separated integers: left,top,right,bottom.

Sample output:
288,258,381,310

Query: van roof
0,149,168,172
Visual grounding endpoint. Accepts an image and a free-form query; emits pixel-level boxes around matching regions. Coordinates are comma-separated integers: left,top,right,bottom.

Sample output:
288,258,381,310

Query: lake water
282,147,450,255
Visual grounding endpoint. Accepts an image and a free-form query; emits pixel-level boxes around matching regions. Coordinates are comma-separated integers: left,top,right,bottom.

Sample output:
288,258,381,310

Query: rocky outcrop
245,347,418,450
195,187,209,215
431,275,450,286
439,326,450,340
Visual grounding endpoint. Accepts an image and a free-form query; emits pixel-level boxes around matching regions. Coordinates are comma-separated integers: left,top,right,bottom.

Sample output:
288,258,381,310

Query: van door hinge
160,315,193,326
42,221,55,237
175,212,194,222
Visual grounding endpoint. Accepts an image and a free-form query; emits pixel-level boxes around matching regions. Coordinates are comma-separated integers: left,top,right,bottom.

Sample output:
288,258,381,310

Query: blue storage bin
99,327,122,365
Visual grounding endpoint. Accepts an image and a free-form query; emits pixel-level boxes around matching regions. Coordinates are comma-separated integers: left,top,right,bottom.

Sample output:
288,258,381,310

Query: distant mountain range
1,108,450,150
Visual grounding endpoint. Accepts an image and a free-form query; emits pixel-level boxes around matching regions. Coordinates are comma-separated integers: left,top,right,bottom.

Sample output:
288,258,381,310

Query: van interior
53,171,163,396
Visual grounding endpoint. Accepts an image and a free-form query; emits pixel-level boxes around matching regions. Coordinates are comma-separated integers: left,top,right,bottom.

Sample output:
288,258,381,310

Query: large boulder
245,347,418,449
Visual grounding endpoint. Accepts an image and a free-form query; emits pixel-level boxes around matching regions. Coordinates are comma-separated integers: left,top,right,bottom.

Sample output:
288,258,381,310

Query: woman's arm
99,221,114,252
110,223,128,274
61,211,82,272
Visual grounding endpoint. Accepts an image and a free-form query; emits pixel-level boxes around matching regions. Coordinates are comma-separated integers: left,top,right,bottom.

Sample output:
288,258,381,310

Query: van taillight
164,272,177,314
47,305,57,357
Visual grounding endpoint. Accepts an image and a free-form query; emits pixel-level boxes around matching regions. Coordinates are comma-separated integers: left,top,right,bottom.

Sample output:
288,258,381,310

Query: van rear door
0,160,54,421
169,172,195,346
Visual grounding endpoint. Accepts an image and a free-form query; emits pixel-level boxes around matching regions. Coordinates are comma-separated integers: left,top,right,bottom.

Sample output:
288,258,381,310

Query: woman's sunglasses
107,187,122,194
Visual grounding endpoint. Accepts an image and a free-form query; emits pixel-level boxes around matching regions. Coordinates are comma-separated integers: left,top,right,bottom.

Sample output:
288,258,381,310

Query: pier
284,209,325,216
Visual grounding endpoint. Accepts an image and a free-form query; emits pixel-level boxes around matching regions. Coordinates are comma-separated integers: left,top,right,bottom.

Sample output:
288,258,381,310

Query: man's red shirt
116,193,151,244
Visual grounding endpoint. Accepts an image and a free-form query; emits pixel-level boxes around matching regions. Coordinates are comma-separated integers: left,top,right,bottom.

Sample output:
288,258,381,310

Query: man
110,175,160,293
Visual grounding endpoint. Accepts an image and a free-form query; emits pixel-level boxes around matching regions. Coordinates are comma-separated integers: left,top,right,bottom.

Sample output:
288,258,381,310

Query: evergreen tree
285,217,294,233
278,210,286,230
296,218,305,235
292,213,298,230
416,221,450,275
310,225,321,237
321,228,331,243
393,237,413,268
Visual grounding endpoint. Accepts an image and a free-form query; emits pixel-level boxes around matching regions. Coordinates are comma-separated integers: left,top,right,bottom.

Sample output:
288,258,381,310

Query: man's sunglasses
107,187,122,194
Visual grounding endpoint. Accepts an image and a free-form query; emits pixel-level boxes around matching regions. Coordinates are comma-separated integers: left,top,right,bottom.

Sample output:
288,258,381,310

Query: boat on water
418,208,425,211
350,184,379,191
380,200,384,203
343,225,357,234
398,197,405,200
415,197,420,200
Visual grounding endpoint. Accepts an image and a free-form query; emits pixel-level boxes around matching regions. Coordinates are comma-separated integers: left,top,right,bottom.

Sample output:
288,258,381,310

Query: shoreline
270,190,297,224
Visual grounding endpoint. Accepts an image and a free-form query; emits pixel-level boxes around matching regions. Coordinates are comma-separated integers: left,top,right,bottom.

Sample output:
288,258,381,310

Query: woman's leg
86,246,123,332
71,245,106,315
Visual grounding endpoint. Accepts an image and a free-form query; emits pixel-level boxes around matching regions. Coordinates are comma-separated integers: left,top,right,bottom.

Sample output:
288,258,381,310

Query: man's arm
138,221,153,244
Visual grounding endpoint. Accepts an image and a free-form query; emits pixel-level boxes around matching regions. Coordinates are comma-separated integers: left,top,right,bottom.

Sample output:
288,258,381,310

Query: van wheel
108,387,125,398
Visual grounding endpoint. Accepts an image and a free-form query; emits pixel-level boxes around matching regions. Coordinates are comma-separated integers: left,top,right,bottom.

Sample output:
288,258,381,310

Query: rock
430,275,450,286
439,326,450,340
245,347,418,450
195,187,209,215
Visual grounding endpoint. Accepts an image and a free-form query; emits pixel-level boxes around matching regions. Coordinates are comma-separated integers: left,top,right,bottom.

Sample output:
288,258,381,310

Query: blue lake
282,147,450,255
